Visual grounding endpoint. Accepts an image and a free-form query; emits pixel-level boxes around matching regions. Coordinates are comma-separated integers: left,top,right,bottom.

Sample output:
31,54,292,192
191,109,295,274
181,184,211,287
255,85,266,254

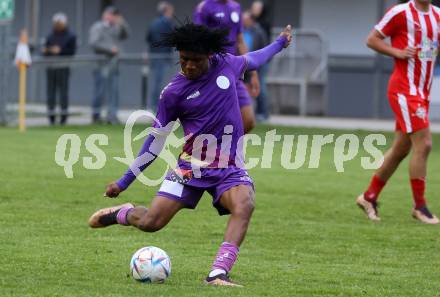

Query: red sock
410,178,427,209
364,175,386,202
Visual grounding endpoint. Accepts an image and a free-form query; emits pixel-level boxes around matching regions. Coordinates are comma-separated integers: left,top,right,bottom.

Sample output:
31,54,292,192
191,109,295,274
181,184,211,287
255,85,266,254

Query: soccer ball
130,246,171,283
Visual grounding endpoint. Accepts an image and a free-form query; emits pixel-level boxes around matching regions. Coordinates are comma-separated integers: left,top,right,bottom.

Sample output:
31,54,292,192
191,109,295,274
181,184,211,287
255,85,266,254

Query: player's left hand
280,25,293,48
249,71,260,98
104,182,122,198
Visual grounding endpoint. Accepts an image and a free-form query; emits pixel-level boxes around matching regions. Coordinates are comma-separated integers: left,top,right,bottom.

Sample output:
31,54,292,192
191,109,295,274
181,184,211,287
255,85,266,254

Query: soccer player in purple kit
193,0,260,134
88,22,292,286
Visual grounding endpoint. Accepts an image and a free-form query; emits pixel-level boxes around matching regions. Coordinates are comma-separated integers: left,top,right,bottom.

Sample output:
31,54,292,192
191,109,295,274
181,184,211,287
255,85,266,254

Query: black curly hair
154,22,232,55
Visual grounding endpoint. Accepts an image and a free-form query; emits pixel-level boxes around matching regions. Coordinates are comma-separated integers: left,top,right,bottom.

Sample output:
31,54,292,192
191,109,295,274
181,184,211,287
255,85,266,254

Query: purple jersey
157,53,246,170
193,0,243,55
116,36,288,190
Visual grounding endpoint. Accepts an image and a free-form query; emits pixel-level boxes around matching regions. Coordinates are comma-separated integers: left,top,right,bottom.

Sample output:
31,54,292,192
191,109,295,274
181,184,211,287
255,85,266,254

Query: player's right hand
104,182,122,198
396,46,416,59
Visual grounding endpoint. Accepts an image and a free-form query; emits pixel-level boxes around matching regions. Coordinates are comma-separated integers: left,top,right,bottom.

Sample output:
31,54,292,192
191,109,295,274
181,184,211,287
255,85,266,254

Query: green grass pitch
1,124,440,297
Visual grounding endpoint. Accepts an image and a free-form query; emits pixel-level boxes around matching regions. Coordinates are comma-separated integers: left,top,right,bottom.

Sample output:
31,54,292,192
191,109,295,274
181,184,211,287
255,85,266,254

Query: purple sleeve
116,89,178,190
244,36,288,71
116,135,157,190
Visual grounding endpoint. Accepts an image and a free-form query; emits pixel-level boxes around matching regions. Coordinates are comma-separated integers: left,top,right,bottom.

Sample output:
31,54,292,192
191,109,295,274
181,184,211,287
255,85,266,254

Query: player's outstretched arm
366,29,416,60
104,135,162,198
104,89,178,198
104,127,170,198
244,25,293,71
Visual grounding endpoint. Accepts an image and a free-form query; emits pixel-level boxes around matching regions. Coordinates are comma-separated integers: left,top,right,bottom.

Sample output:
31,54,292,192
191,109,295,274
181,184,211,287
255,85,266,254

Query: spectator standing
250,0,273,41
244,8,270,121
146,1,175,112
42,12,76,125
89,6,129,124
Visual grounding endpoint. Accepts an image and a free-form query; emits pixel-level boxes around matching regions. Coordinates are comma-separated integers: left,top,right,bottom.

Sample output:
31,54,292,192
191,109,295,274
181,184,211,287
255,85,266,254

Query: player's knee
232,196,255,219
137,214,165,233
422,139,432,154
415,138,432,156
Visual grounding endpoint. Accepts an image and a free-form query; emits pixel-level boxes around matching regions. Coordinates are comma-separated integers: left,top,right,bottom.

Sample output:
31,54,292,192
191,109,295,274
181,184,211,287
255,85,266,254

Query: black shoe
106,118,121,125
205,273,242,287
88,203,134,228
60,115,68,125
92,114,102,124
49,115,56,125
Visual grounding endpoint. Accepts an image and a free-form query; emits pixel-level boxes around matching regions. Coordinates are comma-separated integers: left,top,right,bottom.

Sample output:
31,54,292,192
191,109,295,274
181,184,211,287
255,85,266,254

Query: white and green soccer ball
130,246,171,283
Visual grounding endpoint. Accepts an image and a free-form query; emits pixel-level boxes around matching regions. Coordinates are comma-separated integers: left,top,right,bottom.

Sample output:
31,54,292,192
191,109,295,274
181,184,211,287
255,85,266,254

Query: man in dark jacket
42,12,76,125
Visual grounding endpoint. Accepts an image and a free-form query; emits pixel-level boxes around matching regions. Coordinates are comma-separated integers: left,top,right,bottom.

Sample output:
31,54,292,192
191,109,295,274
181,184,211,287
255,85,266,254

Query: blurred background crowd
1,0,440,127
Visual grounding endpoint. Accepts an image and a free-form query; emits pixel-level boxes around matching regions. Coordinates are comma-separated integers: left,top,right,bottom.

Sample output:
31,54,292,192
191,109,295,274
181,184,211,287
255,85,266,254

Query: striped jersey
375,0,440,99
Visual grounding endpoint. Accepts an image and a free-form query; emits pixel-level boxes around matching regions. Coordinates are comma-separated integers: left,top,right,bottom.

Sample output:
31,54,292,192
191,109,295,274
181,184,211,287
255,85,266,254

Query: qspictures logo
54,111,386,186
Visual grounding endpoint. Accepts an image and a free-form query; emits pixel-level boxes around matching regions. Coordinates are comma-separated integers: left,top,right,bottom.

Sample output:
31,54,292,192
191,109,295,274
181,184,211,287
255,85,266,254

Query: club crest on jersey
216,75,230,89
418,39,439,61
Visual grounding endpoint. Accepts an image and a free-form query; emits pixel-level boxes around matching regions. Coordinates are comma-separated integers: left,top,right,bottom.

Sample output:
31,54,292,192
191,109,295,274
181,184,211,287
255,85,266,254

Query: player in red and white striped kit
357,0,439,224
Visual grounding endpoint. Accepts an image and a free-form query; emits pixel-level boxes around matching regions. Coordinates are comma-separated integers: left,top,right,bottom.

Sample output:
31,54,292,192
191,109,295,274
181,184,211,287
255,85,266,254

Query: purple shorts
236,80,252,108
157,167,254,215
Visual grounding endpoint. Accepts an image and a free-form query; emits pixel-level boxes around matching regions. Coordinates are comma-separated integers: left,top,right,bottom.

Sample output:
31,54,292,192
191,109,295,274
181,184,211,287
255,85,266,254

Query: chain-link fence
267,28,328,116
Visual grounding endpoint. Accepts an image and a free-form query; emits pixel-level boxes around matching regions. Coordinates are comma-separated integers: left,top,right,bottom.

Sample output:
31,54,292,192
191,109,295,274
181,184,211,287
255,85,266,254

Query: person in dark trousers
250,1,273,121
146,1,175,112
89,6,129,124
42,12,76,125
242,10,269,121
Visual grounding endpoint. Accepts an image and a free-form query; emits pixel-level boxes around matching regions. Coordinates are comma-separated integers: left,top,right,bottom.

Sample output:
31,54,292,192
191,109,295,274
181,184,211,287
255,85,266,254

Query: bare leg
219,185,255,246
407,128,439,223
375,130,412,181
127,196,185,232
409,128,432,179
88,196,185,230
206,184,255,286
357,131,411,220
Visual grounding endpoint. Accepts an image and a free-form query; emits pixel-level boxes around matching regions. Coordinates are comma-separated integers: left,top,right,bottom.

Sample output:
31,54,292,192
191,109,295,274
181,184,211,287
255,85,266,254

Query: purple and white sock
210,242,239,277
116,206,134,226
